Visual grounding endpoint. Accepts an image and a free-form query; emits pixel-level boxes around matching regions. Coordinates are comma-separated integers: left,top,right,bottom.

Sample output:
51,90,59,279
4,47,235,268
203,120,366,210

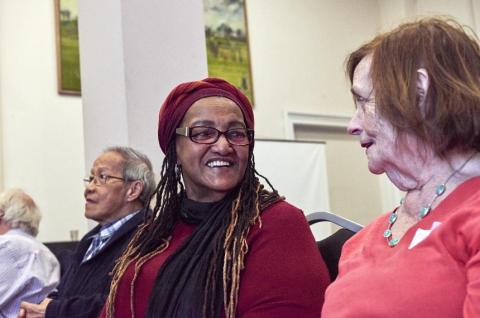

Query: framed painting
203,0,254,104
54,0,81,95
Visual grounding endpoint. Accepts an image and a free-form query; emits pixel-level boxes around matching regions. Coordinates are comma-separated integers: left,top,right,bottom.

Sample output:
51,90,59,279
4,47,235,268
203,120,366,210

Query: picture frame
203,0,254,104
54,0,81,95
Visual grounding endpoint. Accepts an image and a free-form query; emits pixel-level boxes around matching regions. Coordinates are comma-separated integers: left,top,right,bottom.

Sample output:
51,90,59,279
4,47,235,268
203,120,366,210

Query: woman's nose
347,110,363,136
211,134,234,153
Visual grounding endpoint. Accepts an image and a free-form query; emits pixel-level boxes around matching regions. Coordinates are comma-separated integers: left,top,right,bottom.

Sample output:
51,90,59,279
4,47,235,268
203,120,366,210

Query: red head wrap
157,77,254,154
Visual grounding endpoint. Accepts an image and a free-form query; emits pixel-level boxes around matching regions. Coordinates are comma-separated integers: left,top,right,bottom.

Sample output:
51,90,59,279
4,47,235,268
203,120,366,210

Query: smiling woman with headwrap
99,77,330,318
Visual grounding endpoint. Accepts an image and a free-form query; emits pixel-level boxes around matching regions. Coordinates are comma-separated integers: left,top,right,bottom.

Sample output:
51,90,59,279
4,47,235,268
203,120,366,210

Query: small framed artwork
203,0,254,104
54,0,81,95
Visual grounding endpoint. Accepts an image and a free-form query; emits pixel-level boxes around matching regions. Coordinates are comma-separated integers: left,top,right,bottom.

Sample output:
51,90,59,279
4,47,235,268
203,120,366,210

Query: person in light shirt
0,188,59,318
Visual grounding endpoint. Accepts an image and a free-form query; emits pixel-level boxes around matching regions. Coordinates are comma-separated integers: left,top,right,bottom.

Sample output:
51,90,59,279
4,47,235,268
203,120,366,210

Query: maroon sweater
101,200,330,317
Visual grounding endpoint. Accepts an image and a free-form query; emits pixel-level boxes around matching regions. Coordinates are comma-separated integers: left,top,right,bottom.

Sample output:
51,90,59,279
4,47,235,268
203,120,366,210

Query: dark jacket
45,210,145,318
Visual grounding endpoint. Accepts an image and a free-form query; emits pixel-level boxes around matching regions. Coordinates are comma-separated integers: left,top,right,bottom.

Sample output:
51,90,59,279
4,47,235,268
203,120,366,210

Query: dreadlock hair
106,137,280,318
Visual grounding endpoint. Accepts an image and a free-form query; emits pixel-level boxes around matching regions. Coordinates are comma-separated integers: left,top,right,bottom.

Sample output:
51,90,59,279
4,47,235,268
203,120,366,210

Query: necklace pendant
435,184,446,196
383,154,476,247
419,206,431,218
388,238,399,247
388,212,398,224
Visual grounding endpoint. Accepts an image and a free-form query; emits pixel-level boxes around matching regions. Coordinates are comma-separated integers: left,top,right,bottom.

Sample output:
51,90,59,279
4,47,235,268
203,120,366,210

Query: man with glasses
19,146,156,318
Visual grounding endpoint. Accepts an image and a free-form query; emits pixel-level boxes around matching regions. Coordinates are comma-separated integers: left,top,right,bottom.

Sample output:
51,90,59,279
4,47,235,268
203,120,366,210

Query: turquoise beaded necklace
383,153,477,247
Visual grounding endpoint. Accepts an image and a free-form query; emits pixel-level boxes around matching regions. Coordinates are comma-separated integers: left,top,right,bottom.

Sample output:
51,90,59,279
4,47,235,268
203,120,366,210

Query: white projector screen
253,139,331,239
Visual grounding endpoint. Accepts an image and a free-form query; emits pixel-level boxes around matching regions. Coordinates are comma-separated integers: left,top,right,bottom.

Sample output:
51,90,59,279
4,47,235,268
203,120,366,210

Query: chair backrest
44,241,80,277
307,211,363,232
307,211,363,281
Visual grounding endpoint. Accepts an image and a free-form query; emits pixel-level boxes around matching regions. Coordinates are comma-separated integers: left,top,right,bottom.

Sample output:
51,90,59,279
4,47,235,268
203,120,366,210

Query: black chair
44,241,80,277
307,211,363,281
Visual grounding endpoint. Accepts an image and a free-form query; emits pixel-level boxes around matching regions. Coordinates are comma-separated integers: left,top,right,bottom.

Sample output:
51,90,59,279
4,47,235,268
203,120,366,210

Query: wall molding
284,111,351,139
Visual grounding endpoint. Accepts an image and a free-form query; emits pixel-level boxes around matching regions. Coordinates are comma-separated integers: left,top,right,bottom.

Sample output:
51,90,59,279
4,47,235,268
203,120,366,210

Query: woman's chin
367,162,385,175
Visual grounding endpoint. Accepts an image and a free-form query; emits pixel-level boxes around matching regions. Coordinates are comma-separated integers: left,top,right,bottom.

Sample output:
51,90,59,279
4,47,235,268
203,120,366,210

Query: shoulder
239,200,329,316
248,200,314,245
0,235,19,258
438,191,480,258
0,231,37,253
250,200,311,241
427,177,480,255
341,212,390,255
0,232,58,266
261,200,306,226
128,209,147,226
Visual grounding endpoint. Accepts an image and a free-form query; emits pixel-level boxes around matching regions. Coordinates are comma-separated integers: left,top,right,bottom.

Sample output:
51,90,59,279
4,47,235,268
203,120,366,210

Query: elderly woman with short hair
322,18,480,317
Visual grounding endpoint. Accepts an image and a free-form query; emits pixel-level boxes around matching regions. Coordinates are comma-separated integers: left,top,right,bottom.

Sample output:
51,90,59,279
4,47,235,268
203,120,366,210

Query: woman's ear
417,68,429,107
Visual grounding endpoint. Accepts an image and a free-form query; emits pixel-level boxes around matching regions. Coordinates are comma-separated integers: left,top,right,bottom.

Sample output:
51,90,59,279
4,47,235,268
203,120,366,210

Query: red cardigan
322,177,480,318
100,200,330,317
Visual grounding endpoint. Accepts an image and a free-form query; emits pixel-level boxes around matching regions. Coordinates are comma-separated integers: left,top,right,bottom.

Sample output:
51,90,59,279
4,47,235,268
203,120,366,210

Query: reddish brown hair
346,17,480,155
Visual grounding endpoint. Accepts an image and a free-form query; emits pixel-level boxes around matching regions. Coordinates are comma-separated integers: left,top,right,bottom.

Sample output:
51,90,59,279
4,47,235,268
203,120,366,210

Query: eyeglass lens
83,175,113,185
190,127,251,145
84,176,101,185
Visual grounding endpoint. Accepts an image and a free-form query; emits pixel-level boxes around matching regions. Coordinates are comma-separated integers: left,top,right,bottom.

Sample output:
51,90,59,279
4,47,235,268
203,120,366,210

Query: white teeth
207,160,231,168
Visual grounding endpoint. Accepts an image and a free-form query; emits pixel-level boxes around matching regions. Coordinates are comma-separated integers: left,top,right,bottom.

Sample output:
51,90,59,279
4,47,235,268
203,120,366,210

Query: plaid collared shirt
82,211,140,263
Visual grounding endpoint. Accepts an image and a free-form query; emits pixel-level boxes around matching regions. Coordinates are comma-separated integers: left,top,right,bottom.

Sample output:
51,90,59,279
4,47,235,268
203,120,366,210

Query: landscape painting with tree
203,0,254,103
55,0,81,95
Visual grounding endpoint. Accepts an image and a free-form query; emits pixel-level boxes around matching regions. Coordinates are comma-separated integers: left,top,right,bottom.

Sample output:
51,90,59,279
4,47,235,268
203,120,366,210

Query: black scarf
146,192,236,318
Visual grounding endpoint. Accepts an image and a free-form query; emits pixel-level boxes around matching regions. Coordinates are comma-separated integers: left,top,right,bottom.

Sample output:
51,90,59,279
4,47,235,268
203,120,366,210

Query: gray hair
0,188,41,237
104,146,156,206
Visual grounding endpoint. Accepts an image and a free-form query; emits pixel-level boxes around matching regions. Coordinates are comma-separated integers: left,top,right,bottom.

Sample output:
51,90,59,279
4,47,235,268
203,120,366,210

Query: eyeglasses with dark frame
83,173,126,186
176,126,254,146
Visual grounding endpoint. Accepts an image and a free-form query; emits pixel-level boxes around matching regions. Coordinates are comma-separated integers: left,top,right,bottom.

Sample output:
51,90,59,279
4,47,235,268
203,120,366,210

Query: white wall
247,0,380,139
378,0,478,31
0,0,87,242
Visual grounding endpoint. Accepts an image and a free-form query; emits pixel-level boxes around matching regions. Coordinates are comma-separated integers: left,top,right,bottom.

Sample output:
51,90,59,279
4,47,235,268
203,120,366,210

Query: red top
322,177,480,318
100,200,330,317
